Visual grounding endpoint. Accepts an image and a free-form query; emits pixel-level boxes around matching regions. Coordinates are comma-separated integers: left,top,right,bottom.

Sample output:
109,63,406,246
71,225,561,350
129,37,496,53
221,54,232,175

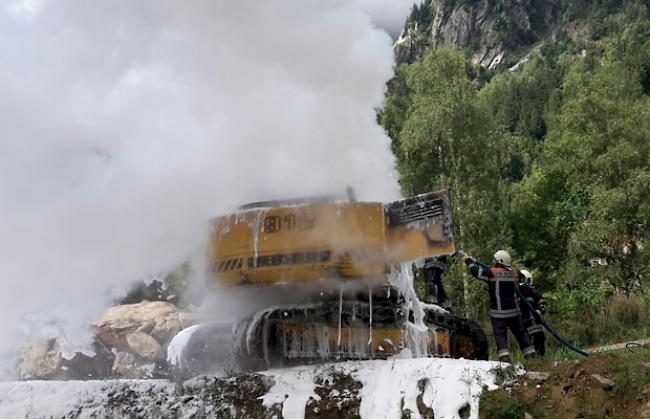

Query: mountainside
393,0,637,69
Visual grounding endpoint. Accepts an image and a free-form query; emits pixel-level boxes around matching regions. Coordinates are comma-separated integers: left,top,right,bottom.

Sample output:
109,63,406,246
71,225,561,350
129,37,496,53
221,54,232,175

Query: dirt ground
482,350,650,419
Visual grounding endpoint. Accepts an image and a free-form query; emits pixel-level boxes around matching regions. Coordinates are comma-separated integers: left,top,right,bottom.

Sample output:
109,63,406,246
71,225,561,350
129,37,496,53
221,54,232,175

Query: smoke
353,0,417,37
0,0,413,374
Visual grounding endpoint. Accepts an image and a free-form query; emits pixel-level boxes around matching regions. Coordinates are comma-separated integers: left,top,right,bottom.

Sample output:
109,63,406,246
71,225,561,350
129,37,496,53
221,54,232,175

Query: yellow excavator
169,190,487,377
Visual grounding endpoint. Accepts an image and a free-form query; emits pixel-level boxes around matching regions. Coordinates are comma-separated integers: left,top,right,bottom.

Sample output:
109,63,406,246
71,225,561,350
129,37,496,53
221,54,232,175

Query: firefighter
422,256,452,310
518,269,547,356
457,249,536,363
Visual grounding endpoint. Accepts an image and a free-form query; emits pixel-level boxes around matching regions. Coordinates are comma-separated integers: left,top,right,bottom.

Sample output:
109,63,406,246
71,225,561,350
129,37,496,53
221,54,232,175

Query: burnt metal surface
385,190,449,226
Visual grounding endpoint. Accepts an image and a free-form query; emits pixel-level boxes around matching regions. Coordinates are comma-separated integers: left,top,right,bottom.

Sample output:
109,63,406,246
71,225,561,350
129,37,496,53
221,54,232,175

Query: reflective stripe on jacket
465,258,522,319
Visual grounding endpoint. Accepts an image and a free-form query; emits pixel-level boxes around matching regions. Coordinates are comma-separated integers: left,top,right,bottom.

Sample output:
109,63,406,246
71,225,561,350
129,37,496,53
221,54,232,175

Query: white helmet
493,249,512,266
520,269,533,286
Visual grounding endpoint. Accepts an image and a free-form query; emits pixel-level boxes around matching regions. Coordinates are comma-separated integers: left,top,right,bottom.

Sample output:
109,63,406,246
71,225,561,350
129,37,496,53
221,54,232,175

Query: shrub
480,389,525,419
553,292,650,347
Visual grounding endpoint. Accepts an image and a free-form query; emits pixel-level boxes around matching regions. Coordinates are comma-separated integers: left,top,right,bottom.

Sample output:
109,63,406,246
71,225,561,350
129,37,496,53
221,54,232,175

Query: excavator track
423,307,489,361
255,303,488,367
171,296,488,379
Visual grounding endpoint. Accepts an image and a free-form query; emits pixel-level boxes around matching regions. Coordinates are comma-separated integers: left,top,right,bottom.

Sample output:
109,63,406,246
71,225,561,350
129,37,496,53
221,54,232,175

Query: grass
479,389,526,419
550,293,650,348
605,349,650,400
484,334,584,365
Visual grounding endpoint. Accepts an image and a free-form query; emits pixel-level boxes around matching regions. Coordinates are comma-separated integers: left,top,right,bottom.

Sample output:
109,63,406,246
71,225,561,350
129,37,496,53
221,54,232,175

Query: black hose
626,342,650,353
516,288,591,357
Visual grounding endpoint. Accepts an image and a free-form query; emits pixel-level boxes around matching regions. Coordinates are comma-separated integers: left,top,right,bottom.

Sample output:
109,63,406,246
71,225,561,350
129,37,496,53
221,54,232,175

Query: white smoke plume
0,0,414,375
353,0,417,37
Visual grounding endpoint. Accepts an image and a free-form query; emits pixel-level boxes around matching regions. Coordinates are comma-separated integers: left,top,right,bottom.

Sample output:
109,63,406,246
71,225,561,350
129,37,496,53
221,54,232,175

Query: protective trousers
531,332,545,356
491,316,536,361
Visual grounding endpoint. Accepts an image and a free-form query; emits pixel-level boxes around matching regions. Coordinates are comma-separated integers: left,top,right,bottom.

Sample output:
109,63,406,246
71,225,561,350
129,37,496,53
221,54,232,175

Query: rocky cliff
394,0,564,69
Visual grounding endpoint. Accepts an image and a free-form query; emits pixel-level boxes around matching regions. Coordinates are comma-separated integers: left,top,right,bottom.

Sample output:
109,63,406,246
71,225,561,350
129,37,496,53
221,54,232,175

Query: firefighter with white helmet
518,269,548,355
456,249,535,363
493,249,512,265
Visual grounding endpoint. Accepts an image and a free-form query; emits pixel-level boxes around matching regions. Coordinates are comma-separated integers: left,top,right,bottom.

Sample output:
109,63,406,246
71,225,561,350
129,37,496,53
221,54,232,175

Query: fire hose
516,287,590,357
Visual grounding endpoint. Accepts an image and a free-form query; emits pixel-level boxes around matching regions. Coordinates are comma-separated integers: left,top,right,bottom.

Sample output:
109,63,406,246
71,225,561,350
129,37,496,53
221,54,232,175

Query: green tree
515,59,650,296
384,46,520,318
606,16,650,94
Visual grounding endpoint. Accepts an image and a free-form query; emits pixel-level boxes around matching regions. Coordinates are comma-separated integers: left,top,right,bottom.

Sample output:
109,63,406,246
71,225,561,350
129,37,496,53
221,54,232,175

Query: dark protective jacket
465,258,524,319
423,256,449,306
518,284,547,334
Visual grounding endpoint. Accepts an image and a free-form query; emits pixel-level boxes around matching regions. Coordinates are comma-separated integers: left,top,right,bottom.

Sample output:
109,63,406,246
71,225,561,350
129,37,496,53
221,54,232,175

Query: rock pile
15,301,197,380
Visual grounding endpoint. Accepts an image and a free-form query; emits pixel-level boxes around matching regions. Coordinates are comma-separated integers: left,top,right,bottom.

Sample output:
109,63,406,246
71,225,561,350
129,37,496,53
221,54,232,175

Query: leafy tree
119,262,197,308
380,67,411,154
515,59,650,296
479,57,562,142
384,47,520,317
606,17,650,94
382,1,650,342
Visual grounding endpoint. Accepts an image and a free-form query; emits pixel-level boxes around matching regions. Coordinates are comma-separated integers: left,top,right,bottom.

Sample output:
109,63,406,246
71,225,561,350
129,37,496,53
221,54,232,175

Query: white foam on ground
0,379,171,419
0,358,501,419
260,358,501,419
354,358,499,419
261,366,320,419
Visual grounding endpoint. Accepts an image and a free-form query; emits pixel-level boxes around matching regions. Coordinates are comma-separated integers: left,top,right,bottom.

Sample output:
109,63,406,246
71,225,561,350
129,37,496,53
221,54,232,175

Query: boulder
15,337,63,380
126,332,164,362
112,351,155,379
15,337,115,380
92,301,199,378
16,302,197,380
94,301,197,351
